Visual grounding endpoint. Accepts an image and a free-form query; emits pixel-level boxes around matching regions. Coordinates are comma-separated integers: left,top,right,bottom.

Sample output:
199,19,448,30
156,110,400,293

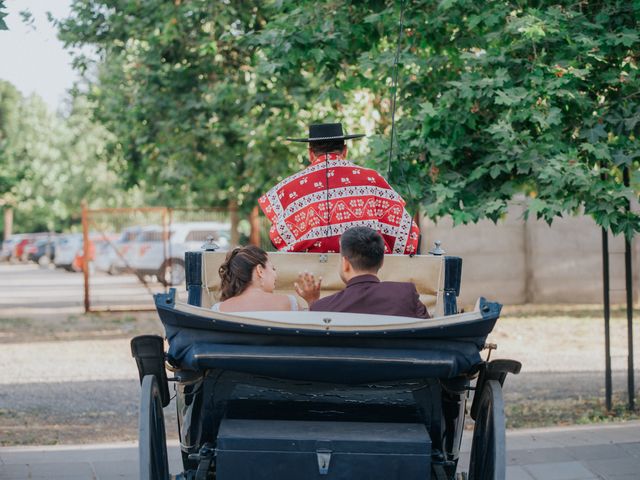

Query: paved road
0,263,188,314
1,422,639,479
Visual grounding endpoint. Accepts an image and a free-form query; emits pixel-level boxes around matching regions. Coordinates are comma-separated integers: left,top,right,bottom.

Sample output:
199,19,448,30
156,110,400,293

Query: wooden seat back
185,251,462,317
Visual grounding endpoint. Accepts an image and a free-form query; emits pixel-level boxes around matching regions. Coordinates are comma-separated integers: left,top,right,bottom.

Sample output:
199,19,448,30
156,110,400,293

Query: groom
295,226,430,318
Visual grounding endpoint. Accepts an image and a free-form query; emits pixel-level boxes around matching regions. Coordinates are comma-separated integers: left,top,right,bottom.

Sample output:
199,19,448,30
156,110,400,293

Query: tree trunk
413,207,422,254
3,207,13,240
249,206,261,247
229,200,240,247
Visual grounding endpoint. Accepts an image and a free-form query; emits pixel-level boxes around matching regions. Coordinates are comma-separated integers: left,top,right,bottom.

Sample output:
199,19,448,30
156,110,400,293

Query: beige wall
420,200,639,308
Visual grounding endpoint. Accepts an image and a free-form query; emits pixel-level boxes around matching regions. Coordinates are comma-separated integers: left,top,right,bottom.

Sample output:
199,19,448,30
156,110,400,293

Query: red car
14,234,47,261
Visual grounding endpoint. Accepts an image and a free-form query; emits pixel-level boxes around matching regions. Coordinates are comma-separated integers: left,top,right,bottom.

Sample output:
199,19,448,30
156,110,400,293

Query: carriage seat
185,251,462,317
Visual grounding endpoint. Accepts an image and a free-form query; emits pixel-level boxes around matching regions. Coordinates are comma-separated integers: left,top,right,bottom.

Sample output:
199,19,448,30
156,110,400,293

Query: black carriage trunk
215,419,431,479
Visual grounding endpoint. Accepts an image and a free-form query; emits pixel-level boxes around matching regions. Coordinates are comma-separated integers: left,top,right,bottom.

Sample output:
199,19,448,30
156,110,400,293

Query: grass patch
0,317,29,328
506,395,640,429
501,305,640,320
0,311,162,343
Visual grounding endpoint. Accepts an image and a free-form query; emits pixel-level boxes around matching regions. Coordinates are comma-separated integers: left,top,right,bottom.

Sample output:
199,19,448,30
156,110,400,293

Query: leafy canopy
57,1,307,212
0,80,136,233
58,0,640,237
254,0,640,237
0,1,8,30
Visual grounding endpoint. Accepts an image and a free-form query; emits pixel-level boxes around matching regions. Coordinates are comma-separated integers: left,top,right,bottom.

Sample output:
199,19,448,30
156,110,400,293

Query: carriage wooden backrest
185,251,462,317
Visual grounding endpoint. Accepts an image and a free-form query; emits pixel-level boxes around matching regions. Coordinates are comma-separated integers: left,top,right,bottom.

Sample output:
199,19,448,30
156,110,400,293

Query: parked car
1,234,26,262
54,234,83,271
25,236,57,266
14,237,32,261
94,226,143,275
128,222,231,286
1,233,50,263
55,233,113,272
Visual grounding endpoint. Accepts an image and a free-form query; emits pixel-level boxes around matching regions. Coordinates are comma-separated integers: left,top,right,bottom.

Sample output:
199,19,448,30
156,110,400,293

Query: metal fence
80,205,272,312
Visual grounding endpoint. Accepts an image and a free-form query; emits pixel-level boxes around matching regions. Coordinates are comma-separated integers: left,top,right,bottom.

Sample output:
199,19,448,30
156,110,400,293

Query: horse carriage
132,244,521,479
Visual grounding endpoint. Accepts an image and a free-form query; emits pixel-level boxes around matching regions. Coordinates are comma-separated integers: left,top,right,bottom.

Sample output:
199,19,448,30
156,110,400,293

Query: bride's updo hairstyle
218,245,269,301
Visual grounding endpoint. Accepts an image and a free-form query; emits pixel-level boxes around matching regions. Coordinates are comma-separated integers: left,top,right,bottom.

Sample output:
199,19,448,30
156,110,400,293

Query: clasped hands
294,271,322,307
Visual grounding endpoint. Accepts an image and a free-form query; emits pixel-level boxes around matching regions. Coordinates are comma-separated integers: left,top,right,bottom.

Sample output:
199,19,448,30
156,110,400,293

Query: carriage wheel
468,380,506,480
139,375,170,480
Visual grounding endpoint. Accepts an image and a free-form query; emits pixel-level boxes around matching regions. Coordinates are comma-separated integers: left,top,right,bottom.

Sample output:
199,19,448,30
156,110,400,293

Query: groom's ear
341,256,351,273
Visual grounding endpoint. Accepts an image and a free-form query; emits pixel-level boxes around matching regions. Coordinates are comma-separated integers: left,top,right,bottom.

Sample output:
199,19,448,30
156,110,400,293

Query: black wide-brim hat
287,122,365,142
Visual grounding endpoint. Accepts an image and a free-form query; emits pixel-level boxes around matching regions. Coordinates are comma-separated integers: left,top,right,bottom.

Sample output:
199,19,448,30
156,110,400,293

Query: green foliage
254,0,640,237
0,80,136,233
57,1,640,236
0,1,8,30
0,81,23,200
57,1,304,212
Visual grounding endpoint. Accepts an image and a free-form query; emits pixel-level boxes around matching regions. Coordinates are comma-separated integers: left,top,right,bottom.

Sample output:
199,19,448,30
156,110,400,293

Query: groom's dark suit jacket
310,274,430,319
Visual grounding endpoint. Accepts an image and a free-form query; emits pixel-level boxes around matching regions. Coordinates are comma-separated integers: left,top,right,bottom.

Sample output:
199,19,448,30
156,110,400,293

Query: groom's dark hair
340,227,385,272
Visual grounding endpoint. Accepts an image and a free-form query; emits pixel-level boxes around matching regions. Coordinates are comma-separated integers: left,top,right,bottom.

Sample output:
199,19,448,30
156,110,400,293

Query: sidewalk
1,421,638,479
463,421,640,480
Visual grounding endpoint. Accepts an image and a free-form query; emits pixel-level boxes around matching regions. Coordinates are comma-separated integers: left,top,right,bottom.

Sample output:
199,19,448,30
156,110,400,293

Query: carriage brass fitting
201,235,220,252
429,240,445,255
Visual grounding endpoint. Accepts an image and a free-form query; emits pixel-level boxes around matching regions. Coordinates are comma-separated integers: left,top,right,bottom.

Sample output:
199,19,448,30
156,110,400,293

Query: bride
212,245,320,312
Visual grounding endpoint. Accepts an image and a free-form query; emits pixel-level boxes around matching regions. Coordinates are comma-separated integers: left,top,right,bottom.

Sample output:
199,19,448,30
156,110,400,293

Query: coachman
259,122,420,254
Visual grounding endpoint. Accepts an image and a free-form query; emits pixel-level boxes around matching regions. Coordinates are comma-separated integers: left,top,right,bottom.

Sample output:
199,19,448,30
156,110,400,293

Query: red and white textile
258,153,420,254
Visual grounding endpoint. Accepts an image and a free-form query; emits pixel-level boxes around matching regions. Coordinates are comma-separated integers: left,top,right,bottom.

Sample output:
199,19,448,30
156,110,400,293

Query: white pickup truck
128,222,231,286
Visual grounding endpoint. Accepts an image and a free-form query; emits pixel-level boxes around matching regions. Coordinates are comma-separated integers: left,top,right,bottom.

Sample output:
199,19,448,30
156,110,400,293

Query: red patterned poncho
258,152,420,254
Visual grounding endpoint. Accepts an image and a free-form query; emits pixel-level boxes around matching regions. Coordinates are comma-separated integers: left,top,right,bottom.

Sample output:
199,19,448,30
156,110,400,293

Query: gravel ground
1,312,637,445
488,309,640,373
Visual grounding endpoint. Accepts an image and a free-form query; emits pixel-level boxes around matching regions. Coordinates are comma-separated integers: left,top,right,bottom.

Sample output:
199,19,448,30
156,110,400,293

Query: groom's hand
294,271,322,307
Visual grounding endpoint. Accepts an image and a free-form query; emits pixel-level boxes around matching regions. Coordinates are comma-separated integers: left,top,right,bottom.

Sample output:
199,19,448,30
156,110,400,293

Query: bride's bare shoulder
272,292,294,309
220,291,292,311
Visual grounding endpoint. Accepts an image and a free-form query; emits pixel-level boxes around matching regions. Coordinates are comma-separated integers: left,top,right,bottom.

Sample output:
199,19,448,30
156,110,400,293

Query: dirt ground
1,304,639,446
489,304,640,428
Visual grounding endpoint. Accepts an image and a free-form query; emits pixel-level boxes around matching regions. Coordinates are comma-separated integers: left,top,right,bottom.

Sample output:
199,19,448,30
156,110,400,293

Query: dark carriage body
133,251,520,480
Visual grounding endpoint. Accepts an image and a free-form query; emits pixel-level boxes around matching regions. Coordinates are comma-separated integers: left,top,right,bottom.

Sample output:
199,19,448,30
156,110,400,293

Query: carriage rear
132,250,520,480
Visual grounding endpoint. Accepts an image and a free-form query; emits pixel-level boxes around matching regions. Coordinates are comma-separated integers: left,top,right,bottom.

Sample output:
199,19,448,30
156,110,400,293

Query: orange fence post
162,208,169,292
82,200,90,313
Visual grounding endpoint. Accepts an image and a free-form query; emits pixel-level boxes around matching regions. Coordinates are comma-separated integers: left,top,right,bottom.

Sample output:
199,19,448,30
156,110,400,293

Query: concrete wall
420,200,639,307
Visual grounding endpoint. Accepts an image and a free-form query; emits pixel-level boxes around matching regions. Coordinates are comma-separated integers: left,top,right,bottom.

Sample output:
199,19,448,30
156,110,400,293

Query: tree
0,81,23,205
57,1,304,215
57,1,640,238
13,95,129,232
0,80,23,237
253,0,640,237
0,79,133,234
0,1,8,30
